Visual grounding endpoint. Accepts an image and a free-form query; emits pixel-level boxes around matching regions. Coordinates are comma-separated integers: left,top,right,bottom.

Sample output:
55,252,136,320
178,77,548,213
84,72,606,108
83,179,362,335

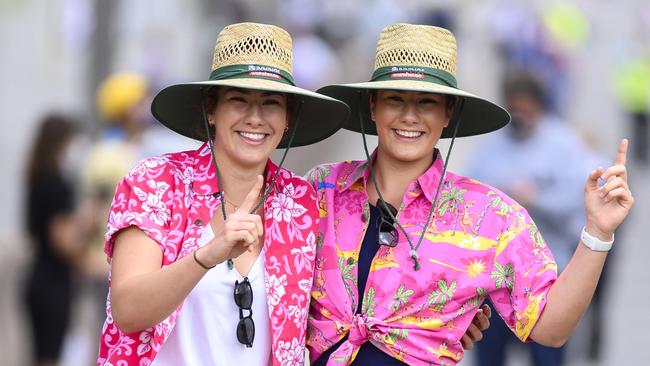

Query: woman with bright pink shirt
96,22,350,366
306,23,634,365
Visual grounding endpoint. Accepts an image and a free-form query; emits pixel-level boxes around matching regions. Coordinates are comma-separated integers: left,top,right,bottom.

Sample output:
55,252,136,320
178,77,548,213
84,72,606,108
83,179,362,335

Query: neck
213,148,267,207
368,147,435,208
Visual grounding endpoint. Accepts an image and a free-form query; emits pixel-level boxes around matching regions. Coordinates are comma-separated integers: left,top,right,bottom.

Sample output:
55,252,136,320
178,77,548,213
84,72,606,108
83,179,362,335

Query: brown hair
26,114,75,187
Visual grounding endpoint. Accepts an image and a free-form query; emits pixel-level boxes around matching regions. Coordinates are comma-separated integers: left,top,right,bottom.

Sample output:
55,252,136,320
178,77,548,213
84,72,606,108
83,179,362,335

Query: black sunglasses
234,277,255,347
377,199,399,247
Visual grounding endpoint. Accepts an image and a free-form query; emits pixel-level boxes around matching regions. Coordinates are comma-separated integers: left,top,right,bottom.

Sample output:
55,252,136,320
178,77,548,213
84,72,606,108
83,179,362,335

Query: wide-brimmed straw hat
151,22,350,148
317,23,510,138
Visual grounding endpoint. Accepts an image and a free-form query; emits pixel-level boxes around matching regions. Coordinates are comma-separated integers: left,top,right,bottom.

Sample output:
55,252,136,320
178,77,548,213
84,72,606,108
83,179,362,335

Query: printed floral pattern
97,142,318,365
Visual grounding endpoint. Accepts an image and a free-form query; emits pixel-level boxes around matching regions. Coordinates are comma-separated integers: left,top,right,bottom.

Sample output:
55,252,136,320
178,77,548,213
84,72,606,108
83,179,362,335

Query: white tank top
153,224,271,365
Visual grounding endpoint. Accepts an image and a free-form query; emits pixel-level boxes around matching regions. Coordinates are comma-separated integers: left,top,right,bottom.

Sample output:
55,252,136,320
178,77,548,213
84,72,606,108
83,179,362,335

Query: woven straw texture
211,22,293,73
374,23,457,76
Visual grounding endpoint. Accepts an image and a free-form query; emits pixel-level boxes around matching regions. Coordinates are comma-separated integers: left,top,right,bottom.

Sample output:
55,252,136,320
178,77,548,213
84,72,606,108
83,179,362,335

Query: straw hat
151,22,349,148
317,23,510,138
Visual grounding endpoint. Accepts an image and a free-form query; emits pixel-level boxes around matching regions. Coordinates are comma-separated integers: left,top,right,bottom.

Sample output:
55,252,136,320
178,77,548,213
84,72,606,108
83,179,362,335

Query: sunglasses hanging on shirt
234,277,255,347
377,198,399,247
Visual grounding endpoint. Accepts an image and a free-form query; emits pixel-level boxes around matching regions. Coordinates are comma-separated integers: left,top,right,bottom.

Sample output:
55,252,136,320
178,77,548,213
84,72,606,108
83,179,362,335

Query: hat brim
151,78,350,148
317,79,510,138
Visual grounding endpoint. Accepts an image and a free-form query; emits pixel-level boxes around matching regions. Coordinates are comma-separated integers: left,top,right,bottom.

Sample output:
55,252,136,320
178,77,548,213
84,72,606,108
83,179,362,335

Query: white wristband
580,227,614,252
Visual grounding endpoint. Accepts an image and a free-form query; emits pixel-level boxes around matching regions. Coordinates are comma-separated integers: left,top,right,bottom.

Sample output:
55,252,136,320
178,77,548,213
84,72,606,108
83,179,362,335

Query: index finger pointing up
238,175,264,214
615,138,628,166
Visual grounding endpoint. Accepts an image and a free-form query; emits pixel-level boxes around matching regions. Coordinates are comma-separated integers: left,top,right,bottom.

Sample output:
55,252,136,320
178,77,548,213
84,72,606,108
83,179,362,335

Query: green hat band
209,64,295,86
370,66,457,88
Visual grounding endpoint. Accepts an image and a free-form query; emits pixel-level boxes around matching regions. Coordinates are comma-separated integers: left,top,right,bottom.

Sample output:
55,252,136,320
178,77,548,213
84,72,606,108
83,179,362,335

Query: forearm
529,242,607,346
111,245,217,333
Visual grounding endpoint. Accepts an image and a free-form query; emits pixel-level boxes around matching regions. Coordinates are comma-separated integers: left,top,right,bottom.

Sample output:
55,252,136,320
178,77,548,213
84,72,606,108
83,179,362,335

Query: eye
419,98,437,105
386,95,403,103
229,96,247,103
262,98,282,106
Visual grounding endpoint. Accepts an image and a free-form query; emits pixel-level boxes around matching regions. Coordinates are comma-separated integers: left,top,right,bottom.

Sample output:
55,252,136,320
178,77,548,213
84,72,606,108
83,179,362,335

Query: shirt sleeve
103,158,176,259
304,164,324,191
488,200,558,342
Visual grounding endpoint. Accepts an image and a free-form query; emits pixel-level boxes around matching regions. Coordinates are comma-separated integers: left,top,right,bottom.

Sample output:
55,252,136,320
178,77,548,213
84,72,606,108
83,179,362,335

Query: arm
49,194,106,271
529,139,633,346
49,213,86,264
110,176,265,333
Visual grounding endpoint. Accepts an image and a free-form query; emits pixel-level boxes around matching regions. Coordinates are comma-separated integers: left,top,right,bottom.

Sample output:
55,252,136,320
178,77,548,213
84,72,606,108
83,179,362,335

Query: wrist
193,246,223,270
584,224,614,242
581,226,614,252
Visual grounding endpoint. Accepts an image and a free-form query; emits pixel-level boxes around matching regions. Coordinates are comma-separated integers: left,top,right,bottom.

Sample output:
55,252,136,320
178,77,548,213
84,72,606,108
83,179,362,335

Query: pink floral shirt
97,142,318,366
305,149,558,365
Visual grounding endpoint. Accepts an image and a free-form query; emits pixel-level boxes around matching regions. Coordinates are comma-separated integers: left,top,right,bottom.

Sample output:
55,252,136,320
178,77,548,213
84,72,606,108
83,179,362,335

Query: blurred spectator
467,70,598,366
23,114,92,366
80,72,150,284
487,2,572,115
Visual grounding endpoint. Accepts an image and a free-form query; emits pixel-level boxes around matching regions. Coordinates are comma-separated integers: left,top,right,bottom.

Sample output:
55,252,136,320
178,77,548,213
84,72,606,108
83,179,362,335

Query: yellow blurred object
96,73,148,122
543,3,589,48
615,57,650,112
82,140,138,196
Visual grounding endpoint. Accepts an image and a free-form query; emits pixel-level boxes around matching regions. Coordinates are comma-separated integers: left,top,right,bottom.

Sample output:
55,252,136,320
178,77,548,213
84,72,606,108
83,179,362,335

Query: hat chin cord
358,91,464,270
201,90,303,220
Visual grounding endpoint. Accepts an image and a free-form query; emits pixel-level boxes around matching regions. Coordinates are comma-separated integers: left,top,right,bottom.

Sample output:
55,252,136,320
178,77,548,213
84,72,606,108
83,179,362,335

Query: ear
369,93,376,122
444,96,457,127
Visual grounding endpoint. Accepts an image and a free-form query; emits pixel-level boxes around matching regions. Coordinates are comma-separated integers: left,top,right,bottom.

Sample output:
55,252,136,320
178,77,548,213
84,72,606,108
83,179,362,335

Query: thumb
586,167,605,191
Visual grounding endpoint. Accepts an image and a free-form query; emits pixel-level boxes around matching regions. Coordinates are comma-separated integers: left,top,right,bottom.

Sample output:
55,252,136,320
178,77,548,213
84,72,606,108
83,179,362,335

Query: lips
237,131,269,145
393,129,424,139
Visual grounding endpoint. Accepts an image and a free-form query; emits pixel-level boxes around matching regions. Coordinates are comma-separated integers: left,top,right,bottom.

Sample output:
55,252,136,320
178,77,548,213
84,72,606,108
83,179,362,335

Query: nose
245,103,264,127
401,100,419,125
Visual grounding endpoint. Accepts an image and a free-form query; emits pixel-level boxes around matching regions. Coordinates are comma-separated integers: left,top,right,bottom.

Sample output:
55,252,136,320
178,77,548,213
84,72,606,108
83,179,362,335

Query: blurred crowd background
1,0,649,365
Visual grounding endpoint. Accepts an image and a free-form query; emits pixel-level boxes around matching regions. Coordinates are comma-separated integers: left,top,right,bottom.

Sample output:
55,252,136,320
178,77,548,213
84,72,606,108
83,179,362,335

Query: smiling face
209,87,288,169
370,89,454,166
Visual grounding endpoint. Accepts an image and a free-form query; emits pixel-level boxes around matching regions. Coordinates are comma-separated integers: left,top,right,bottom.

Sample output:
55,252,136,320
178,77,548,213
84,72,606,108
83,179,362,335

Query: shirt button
194,219,203,226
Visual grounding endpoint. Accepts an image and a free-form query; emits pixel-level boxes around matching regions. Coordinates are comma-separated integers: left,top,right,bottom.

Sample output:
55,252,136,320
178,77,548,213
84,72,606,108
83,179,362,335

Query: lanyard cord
358,91,464,270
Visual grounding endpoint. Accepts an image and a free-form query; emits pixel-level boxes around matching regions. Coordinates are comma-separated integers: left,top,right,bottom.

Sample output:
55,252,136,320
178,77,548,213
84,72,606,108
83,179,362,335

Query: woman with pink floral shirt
306,23,634,365
96,23,350,366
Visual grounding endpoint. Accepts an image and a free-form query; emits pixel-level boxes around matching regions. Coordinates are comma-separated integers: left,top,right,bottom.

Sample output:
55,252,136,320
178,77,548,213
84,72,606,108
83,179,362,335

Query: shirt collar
192,142,279,196
339,147,445,204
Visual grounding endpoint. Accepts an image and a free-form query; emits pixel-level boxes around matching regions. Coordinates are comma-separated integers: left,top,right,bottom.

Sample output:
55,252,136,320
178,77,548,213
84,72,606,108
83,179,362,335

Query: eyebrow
224,87,284,98
384,89,440,96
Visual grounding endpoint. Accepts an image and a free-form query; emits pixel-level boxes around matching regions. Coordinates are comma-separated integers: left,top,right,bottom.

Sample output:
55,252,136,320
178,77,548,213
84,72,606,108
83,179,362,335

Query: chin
236,150,272,167
384,142,432,163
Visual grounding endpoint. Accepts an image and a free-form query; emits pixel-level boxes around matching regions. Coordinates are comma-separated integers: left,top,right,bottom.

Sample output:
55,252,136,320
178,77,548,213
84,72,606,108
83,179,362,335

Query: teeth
239,132,265,141
395,129,423,138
